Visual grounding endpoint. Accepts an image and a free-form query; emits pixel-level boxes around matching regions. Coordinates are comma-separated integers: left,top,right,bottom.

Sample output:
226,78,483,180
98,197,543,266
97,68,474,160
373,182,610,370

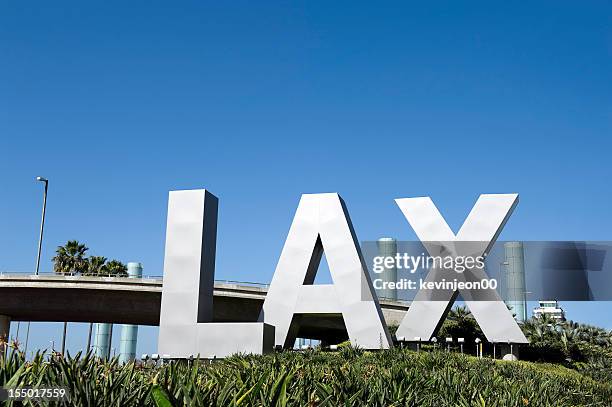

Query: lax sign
158,190,527,358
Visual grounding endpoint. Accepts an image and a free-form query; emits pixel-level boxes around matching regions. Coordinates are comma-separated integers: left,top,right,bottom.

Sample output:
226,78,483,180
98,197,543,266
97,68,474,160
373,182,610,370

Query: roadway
0,273,409,344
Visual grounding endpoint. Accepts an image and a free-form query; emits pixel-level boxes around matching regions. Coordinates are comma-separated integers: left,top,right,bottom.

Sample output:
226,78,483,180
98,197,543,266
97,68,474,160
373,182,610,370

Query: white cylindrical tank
504,242,527,322
377,238,398,301
119,262,143,363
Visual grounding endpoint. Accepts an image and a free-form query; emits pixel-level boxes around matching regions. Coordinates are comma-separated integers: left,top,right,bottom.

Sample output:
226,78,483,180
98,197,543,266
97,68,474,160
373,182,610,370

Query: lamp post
35,177,48,275
430,337,438,351
24,177,49,357
499,260,509,301
414,337,421,353
61,322,68,356
475,338,481,358
445,337,453,352
458,338,464,354
522,291,533,322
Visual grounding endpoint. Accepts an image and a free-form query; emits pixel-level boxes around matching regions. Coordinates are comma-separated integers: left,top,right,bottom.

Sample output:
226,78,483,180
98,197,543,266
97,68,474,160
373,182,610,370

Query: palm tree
51,241,130,354
448,306,472,322
52,241,89,356
577,324,612,347
87,256,108,276
524,314,563,341
521,316,612,363
439,305,482,345
105,260,128,277
52,240,89,275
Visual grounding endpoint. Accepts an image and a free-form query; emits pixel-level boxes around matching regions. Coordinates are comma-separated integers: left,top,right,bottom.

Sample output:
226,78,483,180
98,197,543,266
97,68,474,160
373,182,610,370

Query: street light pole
24,177,49,357
35,177,48,276
61,321,68,356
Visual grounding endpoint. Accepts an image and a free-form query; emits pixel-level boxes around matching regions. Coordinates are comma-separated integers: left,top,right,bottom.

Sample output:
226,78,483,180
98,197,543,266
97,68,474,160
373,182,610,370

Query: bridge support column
0,315,10,354
119,262,142,364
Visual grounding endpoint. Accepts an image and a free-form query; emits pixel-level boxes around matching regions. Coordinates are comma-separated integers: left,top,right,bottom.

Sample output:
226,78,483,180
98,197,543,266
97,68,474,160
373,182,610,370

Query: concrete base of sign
161,323,275,359
196,323,275,359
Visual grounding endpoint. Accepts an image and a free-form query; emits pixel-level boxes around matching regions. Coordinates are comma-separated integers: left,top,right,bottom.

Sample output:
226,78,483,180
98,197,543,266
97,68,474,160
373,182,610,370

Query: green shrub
2,347,612,406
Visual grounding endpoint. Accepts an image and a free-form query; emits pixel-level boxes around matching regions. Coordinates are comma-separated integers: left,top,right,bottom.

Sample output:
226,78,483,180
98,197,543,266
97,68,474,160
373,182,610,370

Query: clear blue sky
1,1,611,356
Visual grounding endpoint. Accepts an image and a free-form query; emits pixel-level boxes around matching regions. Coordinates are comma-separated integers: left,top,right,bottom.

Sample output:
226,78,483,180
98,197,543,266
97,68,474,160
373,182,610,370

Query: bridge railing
214,279,269,288
0,271,269,288
0,271,163,279
0,272,410,304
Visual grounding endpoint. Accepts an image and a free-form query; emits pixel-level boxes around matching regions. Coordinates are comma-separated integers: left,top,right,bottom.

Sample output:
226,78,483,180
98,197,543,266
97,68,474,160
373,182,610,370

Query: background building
533,300,566,321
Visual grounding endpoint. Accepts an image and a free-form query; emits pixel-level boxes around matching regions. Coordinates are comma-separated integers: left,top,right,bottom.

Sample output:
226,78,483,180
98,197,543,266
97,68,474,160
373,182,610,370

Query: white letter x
395,194,528,344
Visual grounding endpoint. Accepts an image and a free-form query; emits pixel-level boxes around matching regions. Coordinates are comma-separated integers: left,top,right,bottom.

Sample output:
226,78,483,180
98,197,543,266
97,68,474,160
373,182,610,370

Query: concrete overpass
0,274,409,344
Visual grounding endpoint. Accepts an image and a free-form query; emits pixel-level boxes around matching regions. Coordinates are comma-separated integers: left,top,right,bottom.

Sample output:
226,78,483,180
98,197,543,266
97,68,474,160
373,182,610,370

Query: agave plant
1,348,612,406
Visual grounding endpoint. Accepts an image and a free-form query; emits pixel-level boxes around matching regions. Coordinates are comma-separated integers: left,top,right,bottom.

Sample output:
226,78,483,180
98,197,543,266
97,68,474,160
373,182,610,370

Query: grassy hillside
2,347,612,406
